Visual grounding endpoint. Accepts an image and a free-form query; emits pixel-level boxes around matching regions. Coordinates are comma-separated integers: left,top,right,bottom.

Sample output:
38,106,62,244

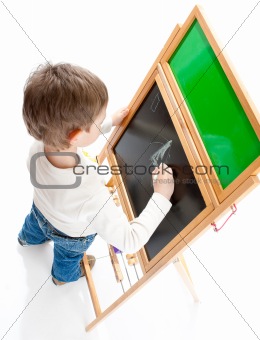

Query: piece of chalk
113,246,121,254
153,174,158,182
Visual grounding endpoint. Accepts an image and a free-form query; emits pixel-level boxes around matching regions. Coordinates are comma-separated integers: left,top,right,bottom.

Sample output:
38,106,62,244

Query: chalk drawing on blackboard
136,139,173,185
150,92,160,112
150,140,173,167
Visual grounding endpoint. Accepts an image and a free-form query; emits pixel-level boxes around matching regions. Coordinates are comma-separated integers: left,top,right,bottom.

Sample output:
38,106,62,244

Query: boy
18,62,174,285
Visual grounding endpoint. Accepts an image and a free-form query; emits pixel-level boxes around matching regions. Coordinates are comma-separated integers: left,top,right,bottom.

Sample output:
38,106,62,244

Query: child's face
74,106,107,147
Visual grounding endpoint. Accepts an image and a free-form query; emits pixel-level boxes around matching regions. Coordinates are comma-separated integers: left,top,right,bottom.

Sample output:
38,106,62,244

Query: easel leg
82,253,102,316
173,255,200,302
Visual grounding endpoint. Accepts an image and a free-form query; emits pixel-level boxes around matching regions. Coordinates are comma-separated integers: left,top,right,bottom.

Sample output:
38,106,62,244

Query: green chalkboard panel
168,20,260,189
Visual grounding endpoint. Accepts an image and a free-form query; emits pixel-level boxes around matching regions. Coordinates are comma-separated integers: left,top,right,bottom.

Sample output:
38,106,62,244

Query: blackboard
168,20,260,189
114,82,206,260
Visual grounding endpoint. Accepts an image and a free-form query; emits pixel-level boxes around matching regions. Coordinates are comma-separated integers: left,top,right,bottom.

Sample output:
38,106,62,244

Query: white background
0,1,259,340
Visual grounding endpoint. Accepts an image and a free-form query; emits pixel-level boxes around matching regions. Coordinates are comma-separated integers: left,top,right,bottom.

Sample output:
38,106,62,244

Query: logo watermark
30,152,81,189
30,152,228,189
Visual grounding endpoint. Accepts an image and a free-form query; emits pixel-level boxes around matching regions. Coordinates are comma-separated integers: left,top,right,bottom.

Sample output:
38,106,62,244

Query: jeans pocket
49,225,86,252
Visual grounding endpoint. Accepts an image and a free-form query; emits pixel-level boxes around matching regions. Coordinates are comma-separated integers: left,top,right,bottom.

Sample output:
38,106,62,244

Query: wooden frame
105,69,215,273
161,5,260,203
83,5,260,332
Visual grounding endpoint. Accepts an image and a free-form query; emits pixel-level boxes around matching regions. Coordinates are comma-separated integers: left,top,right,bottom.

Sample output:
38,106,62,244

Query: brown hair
22,62,108,150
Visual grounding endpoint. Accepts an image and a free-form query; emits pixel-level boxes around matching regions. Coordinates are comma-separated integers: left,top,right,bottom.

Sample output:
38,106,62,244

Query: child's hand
152,163,174,201
112,107,129,126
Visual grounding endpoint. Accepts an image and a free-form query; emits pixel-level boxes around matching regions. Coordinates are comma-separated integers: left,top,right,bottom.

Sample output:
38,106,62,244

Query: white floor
1,1,260,340
1,188,260,340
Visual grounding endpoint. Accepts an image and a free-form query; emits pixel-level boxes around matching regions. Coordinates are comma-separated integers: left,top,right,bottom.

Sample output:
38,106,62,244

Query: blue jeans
18,202,96,282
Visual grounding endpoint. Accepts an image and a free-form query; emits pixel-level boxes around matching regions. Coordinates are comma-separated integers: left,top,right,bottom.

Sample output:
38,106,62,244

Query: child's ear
68,129,82,145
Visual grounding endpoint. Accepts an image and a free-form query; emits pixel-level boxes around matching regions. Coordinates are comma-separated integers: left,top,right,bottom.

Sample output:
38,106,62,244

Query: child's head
23,62,108,150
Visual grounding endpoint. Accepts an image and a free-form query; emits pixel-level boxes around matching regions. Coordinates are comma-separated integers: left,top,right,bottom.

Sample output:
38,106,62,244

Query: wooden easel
82,5,259,331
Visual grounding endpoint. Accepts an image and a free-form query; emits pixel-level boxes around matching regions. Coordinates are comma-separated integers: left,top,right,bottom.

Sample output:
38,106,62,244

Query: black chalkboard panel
114,82,206,260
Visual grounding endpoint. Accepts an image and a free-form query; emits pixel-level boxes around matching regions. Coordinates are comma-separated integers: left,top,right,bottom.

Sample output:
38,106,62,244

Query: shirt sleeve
101,117,113,134
80,188,172,253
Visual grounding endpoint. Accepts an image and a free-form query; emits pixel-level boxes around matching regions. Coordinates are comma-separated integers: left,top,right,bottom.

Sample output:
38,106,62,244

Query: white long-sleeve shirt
28,119,172,253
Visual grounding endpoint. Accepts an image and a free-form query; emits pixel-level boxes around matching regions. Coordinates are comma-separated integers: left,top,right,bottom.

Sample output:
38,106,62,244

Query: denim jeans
18,202,96,282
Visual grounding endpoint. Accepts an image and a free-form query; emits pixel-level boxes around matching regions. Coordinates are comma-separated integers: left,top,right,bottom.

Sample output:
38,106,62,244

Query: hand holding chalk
152,163,174,200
